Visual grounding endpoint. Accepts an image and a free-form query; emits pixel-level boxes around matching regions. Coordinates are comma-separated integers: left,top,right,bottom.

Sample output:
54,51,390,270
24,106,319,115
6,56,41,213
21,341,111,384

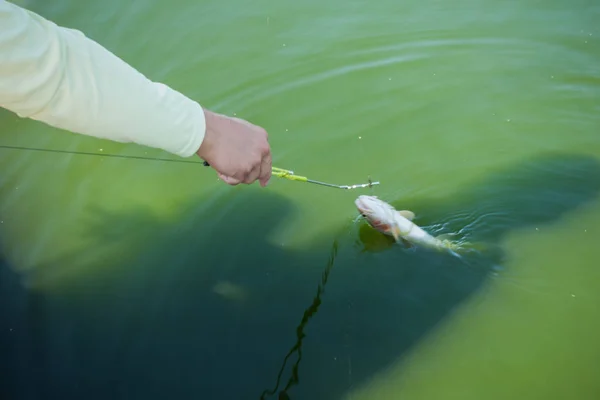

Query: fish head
355,195,398,237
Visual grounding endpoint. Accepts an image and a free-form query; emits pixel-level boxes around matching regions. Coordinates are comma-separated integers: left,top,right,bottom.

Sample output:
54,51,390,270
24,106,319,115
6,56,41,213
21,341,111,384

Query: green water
1,0,600,398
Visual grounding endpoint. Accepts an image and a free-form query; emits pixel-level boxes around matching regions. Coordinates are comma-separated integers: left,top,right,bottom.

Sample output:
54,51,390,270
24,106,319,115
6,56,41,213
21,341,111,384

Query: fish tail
437,238,468,257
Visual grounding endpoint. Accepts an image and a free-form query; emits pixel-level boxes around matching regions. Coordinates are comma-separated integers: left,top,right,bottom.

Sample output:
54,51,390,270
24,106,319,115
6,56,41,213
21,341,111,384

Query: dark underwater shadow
257,152,600,400
1,152,599,400
0,241,34,397
0,188,327,399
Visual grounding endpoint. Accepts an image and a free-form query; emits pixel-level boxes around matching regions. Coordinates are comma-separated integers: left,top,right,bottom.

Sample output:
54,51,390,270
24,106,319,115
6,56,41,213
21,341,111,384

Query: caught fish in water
354,195,465,255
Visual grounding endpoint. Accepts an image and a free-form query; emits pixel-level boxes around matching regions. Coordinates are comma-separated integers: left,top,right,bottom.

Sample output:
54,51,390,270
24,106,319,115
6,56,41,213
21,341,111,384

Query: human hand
196,109,272,186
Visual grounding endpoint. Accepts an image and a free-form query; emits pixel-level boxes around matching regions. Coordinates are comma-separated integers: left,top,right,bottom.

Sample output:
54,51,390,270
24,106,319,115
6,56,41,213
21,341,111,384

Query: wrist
197,108,218,160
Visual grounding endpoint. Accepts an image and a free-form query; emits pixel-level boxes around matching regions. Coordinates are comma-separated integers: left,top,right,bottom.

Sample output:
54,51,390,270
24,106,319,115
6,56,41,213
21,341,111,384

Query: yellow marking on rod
271,167,308,182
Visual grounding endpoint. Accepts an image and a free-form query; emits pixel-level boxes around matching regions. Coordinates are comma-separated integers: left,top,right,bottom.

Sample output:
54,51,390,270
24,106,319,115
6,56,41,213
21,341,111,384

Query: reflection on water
260,240,338,400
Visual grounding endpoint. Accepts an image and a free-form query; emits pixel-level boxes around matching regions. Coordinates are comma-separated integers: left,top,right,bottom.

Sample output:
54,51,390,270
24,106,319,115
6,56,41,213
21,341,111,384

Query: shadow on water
258,152,600,400
1,152,600,400
0,189,333,400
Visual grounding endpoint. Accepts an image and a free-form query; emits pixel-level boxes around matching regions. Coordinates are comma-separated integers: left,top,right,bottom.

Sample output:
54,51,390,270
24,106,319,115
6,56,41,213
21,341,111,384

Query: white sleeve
0,0,205,157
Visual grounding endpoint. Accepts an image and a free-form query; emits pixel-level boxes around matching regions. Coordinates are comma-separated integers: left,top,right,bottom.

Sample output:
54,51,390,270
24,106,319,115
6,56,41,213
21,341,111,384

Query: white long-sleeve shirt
0,0,206,157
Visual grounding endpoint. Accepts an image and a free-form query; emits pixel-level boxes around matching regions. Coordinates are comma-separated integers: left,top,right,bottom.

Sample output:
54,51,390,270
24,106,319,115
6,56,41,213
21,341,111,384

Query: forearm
0,1,205,157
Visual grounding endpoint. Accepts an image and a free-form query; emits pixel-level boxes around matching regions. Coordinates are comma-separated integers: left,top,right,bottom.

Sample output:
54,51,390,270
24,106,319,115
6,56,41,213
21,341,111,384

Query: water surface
1,0,599,399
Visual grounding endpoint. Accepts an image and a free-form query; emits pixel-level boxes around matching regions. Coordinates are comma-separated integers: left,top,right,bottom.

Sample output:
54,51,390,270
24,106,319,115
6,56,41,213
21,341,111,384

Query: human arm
0,0,271,185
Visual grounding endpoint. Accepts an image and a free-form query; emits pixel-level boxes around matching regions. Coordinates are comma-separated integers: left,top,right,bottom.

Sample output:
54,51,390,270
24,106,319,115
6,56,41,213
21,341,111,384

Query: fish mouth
354,198,370,216
355,195,377,215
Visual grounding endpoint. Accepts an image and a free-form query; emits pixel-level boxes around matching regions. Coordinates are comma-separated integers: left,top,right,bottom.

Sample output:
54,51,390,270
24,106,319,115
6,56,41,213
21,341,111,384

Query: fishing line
357,131,373,193
0,144,202,164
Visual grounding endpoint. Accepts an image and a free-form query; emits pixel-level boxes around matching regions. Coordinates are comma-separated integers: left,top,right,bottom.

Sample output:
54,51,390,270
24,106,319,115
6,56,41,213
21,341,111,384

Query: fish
354,195,464,255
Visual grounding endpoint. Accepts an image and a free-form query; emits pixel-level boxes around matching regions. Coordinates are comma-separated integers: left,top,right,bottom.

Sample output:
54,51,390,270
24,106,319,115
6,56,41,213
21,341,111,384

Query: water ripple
209,31,598,118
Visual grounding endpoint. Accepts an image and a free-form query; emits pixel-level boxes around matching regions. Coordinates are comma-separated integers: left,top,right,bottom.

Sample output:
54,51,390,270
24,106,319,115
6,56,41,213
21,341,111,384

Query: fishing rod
0,144,380,190
202,161,379,190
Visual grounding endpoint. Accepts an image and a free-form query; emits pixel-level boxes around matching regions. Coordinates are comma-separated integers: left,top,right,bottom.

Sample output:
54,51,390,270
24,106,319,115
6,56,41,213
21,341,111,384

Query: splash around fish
354,195,469,257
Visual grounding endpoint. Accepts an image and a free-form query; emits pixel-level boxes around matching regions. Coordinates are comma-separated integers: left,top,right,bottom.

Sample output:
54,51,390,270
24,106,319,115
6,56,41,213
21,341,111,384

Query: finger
242,164,261,184
218,173,241,185
231,167,249,184
259,151,272,187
